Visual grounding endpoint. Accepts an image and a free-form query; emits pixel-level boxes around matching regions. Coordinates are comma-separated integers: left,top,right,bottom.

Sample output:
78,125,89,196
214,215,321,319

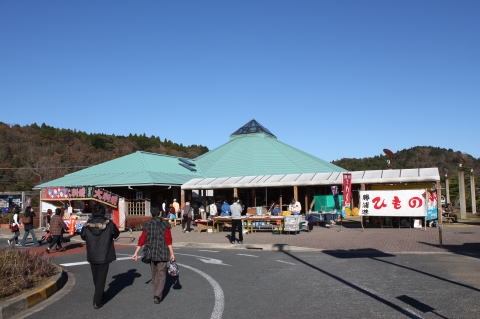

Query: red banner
342,173,352,208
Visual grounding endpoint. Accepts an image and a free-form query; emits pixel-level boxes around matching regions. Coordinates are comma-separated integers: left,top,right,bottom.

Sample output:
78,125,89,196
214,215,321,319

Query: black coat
80,217,120,264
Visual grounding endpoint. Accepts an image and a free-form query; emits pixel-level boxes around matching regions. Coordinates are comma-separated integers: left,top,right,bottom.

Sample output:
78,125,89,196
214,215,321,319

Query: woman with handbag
7,207,21,246
20,206,39,247
131,207,175,304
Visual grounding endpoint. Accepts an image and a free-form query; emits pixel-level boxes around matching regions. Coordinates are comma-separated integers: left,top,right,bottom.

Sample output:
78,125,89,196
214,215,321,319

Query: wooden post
458,169,467,219
436,181,443,245
233,187,238,198
304,188,309,214
253,188,257,206
471,169,477,215
279,193,283,212
360,184,366,191
180,189,185,207
293,185,298,202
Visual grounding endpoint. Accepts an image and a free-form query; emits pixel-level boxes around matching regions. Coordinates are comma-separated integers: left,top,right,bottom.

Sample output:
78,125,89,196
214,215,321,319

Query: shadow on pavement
324,248,480,293
420,242,480,259
279,248,423,319
104,269,142,303
162,275,182,300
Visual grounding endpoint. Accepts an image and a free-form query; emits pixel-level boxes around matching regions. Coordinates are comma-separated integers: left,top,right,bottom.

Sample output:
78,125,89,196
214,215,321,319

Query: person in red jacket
131,207,175,304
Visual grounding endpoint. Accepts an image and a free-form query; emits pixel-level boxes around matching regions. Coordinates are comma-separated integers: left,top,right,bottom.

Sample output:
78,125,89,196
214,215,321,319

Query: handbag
141,245,152,264
167,260,179,276
10,224,19,232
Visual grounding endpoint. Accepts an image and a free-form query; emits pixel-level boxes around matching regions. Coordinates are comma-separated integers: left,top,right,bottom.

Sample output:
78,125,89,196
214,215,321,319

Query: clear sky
1,0,479,161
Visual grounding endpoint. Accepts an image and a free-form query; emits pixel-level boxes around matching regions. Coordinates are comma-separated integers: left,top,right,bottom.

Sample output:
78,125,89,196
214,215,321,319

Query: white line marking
275,260,296,265
176,253,230,266
60,256,132,267
179,263,224,319
236,253,259,258
199,250,220,253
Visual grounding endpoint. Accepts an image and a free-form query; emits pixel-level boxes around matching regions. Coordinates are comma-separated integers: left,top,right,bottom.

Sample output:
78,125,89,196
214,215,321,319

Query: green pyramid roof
36,120,345,188
194,122,345,177
36,151,200,187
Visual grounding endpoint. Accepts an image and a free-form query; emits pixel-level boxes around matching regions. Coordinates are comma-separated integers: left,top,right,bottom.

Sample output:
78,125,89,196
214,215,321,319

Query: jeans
9,230,20,244
90,263,109,306
231,219,243,243
181,216,191,231
20,229,39,246
48,235,63,250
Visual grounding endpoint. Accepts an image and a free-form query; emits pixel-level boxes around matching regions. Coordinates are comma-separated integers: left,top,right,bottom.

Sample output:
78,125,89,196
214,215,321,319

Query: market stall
39,186,125,231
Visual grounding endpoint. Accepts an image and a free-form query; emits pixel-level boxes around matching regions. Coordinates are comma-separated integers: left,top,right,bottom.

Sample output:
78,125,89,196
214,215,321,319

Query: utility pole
471,169,477,215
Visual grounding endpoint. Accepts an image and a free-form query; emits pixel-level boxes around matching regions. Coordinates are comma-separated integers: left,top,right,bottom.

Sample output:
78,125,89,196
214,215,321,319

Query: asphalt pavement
15,246,480,319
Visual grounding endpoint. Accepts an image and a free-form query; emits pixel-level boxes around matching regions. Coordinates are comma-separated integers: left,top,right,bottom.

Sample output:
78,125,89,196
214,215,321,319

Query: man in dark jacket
81,204,120,309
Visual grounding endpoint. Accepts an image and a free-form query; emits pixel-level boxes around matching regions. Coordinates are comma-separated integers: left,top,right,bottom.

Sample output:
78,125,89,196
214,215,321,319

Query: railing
126,200,146,216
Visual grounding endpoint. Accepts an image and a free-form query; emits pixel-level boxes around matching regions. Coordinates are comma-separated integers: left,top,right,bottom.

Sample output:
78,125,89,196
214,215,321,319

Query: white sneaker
7,239,11,246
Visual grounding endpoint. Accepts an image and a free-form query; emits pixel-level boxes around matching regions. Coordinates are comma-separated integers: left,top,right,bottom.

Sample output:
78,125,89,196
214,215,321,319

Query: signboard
359,189,426,217
40,186,119,208
342,173,352,208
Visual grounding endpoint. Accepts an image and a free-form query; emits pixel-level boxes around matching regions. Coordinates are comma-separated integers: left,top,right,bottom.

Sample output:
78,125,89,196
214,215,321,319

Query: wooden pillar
458,169,467,219
436,181,442,224
279,193,283,212
293,185,298,202
233,187,238,198
360,183,366,191
253,188,257,206
471,170,477,215
180,189,185,207
304,188,309,214
436,181,443,245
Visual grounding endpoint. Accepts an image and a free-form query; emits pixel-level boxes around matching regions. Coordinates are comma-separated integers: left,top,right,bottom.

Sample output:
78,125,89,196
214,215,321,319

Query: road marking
236,253,258,258
60,256,132,267
176,253,231,266
199,250,220,253
275,260,296,265
179,263,224,319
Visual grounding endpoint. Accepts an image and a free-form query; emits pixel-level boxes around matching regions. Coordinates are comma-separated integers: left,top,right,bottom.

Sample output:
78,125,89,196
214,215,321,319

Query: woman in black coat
81,204,119,309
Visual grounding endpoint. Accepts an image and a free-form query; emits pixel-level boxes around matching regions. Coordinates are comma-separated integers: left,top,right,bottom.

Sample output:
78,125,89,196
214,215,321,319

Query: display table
212,216,284,233
194,219,214,231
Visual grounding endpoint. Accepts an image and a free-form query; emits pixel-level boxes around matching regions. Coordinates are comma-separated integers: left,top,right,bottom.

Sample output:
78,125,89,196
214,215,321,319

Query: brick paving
1,223,479,254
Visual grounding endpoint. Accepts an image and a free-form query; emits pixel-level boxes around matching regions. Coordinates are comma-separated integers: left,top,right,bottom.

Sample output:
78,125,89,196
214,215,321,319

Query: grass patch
0,248,57,299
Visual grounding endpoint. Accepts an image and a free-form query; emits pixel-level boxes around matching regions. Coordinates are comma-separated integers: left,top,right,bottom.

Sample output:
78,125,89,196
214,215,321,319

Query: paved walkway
1,222,479,254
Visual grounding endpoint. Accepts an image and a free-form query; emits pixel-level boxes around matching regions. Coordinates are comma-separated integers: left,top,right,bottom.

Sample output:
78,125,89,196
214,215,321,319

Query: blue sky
1,0,479,161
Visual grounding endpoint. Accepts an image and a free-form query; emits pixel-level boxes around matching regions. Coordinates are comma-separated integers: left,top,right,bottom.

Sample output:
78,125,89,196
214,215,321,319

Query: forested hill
332,146,480,175
0,122,208,191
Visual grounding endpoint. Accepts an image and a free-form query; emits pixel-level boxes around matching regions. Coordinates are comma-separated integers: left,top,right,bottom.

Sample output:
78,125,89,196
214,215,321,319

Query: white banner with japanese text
359,189,427,217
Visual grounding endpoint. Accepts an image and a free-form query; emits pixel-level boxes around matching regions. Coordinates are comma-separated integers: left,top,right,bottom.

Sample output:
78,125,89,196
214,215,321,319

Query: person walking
20,206,39,247
80,204,120,309
230,198,243,244
46,208,68,253
7,207,21,246
181,201,193,232
131,207,175,304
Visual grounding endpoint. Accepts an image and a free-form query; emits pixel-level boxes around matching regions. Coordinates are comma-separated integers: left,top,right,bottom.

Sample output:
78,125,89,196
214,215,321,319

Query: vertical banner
426,190,438,221
342,173,352,208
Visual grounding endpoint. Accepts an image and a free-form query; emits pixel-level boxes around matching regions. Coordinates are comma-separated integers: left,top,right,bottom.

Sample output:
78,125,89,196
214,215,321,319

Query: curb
173,242,322,252
0,266,68,319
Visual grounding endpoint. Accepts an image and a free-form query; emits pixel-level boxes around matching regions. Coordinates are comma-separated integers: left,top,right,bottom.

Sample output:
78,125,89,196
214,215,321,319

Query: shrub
0,249,57,299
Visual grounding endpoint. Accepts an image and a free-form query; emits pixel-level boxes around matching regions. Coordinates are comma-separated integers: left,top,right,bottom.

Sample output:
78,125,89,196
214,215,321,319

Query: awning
181,168,440,190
